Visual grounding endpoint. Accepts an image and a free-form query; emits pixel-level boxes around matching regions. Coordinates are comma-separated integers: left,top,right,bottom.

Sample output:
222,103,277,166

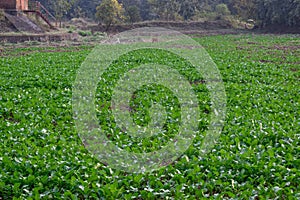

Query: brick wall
0,0,28,11
0,0,17,10
17,0,28,10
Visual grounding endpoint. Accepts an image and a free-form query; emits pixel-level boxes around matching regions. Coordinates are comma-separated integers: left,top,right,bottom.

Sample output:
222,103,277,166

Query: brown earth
0,33,79,43
256,25,300,34
0,19,266,45
89,20,234,33
0,18,17,32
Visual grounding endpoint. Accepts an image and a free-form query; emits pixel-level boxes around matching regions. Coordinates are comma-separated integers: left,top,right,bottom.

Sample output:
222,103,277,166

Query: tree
179,0,197,20
140,0,151,20
73,0,99,19
52,0,75,27
287,0,300,27
95,0,125,31
125,6,141,23
71,5,85,18
119,0,140,7
148,0,181,21
215,3,231,16
256,0,300,27
228,0,257,19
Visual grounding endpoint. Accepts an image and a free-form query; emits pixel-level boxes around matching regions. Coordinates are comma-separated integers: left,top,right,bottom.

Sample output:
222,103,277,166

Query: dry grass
0,9,5,21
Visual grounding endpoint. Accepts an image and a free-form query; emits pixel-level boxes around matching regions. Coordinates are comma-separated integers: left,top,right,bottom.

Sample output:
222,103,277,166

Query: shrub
215,4,231,16
78,30,92,37
0,9,5,21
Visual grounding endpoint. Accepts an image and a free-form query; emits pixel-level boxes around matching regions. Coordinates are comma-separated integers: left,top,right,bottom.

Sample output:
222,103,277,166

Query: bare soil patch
268,45,300,51
0,19,17,32
0,33,79,43
290,68,298,72
89,20,234,34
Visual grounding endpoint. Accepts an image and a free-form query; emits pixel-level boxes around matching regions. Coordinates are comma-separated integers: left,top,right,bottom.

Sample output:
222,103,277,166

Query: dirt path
0,33,79,43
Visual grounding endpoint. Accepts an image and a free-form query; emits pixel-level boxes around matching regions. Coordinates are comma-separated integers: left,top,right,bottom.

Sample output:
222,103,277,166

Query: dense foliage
95,0,125,30
37,0,300,28
0,35,299,198
255,0,300,27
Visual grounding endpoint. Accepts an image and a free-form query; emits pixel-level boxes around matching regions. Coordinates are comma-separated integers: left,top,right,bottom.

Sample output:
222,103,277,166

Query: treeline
38,0,300,28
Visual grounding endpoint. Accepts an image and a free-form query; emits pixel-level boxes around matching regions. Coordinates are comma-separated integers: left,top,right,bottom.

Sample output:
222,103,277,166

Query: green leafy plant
0,35,299,199
78,30,92,37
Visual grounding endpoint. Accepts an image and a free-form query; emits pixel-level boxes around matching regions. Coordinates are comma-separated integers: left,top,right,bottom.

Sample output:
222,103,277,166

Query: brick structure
0,0,56,29
0,0,29,11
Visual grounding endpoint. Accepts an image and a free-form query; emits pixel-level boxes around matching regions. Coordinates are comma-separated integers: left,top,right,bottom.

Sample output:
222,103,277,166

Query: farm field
0,34,299,199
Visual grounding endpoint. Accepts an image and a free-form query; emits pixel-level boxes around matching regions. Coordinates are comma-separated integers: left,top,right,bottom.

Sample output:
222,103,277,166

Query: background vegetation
36,0,300,28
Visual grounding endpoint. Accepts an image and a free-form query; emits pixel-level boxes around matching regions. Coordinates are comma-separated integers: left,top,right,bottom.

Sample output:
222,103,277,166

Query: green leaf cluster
0,35,299,199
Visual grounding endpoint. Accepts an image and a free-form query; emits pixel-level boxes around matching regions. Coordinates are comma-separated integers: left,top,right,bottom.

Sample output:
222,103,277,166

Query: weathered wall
0,0,28,10
0,0,17,10
16,0,28,10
